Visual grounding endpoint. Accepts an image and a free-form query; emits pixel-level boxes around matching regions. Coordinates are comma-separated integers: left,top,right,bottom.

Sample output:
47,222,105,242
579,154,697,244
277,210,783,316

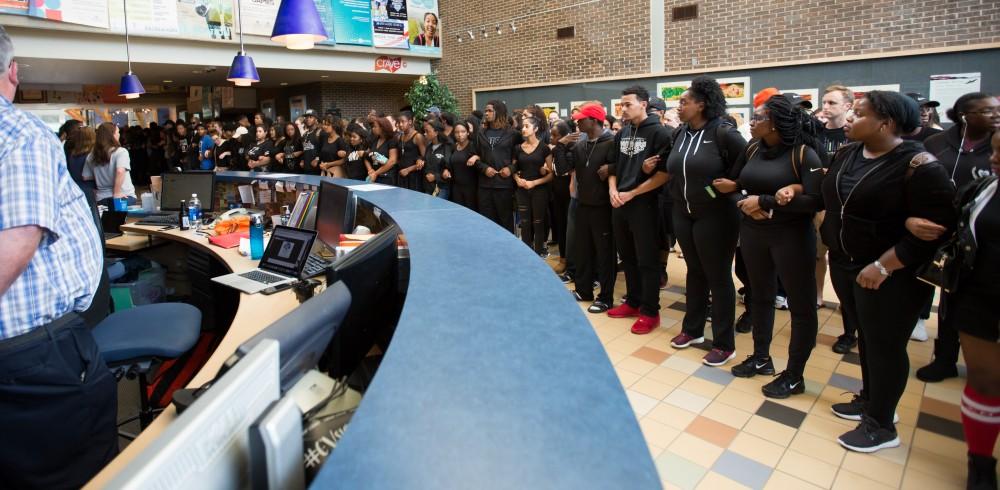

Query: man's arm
0,226,42,297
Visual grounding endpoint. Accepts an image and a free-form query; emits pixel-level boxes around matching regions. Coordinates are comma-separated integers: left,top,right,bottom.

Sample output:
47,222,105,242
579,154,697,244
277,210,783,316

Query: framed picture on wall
570,100,589,112
727,107,751,141
657,81,690,107
289,96,307,120
261,99,275,121
849,84,900,101
718,77,751,106
536,102,559,119
610,99,624,119
783,88,819,110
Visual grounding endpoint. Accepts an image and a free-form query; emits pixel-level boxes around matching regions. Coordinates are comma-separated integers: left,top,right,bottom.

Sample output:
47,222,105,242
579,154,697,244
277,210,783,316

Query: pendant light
270,0,328,50
117,0,144,99
228,0,260,86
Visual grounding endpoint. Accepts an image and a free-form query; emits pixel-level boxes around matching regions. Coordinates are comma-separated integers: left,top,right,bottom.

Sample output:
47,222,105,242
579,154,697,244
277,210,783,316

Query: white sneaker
911,318,929,342
774,295,789,310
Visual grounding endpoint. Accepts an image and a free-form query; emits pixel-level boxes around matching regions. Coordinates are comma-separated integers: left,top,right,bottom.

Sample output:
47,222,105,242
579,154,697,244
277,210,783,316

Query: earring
879,126,884,132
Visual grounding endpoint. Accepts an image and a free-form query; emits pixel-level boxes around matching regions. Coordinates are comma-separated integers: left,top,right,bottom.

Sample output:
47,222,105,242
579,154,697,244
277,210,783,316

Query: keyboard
136,214,179,226
302,254,332,278
238,270,288,284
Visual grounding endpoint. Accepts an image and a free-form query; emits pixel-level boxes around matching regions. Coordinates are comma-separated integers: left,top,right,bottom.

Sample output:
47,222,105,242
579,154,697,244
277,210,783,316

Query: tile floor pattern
568,253,998,490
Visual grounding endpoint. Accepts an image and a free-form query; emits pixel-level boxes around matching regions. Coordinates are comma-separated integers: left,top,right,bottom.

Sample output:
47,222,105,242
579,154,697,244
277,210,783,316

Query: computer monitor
315,181,356,247
160,171,216,211
105,340,281,489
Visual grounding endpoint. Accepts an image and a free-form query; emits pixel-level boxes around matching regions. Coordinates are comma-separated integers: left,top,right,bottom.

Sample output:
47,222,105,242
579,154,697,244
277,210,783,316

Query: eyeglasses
965,108,1000,116
750,114,770,123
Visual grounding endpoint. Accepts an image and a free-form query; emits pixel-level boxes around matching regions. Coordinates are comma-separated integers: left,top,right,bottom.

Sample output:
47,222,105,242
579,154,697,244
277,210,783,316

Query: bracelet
873,260,891,277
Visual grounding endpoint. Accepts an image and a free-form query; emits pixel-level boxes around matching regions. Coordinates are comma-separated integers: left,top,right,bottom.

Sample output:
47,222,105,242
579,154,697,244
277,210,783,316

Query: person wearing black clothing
422,119,451,198
300,110,323,175
605,86,671,336
915,92,999,382
367,116,399,185
549,121,574,274
561,103,616,313
822,91,956,453
318,116,349,178
274,122,304,173
513,117,554,255
447,120,478,210
396,112,426,191
473,100,518,232
715,94,824,398
902,93,943,143
214,125,238,170
343,124,370,181
170,123,193,170
246,124,274,171
663,77,747,366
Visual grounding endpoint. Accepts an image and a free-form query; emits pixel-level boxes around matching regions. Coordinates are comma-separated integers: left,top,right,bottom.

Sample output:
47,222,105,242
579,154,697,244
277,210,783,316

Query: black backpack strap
905,151,937,181
715,123,730,163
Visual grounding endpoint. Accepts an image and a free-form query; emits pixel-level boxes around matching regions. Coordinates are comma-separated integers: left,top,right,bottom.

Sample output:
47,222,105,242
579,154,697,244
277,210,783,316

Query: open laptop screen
259,226,316,278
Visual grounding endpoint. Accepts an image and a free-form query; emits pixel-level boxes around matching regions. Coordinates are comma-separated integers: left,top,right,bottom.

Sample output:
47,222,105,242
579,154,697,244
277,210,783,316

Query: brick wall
435,0,1000,113
317,82,409,120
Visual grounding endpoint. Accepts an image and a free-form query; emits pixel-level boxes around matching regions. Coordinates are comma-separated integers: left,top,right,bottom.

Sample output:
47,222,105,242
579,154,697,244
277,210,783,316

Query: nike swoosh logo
790,381,801,389
755,363,767,369
810,167,823,172
703,140,713,143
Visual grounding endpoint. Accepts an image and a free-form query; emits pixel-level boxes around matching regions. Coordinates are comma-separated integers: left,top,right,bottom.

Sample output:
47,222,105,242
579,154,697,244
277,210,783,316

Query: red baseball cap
573,103,606,122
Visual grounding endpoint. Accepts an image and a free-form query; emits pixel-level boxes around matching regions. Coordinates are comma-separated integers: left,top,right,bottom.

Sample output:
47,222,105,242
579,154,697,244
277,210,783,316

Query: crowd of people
49,78,1000,487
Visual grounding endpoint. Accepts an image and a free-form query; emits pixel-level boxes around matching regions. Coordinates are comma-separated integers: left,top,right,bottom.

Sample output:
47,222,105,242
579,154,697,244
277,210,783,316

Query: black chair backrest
77,181,112,327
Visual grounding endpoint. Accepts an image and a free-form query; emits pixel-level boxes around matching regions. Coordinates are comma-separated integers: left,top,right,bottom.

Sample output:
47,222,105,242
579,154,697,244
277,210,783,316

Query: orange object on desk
214,215,251,235
208,231,249,249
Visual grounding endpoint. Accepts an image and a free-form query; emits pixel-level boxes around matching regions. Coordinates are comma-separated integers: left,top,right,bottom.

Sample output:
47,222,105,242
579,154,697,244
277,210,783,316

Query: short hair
622,85,650,103
58,119,82,138
687,76,727,120
946,92,993,125
552,121,571,138
440,111,457,126
824,84,854,103
864,91,921,135
0,26,13,75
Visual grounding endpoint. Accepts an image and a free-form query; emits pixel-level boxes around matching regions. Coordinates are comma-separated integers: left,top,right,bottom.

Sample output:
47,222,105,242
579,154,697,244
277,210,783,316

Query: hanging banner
314,0,337,46
371,0,409,49
237,0,279,36
332,0,372,46
406,0,439,55
0,0,28,15
28,0,109,29
177,0,235,40
108,0,180,36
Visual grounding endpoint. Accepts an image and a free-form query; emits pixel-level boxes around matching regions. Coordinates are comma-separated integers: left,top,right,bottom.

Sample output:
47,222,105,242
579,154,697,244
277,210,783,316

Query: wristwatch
873,260,891,277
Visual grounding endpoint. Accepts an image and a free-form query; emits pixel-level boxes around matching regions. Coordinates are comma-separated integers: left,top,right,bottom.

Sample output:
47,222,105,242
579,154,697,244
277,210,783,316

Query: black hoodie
665,118,747,212
611,115,671,193
923,125,995,189
473,126,517,189
554,129,617,206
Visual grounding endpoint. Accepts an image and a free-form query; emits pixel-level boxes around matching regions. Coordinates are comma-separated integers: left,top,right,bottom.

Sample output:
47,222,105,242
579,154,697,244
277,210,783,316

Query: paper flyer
371,0,409,49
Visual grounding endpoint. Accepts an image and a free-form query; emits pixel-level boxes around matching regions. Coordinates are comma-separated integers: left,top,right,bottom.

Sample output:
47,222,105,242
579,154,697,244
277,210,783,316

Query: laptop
101,210,128,240
212,226,318,294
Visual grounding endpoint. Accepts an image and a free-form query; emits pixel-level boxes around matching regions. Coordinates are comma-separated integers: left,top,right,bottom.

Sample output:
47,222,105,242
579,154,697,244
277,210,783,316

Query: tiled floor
565,251,995,490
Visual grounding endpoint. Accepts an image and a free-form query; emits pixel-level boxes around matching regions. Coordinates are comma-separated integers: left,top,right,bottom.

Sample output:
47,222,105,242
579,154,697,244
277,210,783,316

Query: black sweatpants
0,314,119,489
829,254,931,428
574,203,616,303
613,194,661,317
740,221,818,376
479,187,515,233
934,293,961,363
517,185,549,254
674,202,740,352
451,184,478,211
551,175,571,258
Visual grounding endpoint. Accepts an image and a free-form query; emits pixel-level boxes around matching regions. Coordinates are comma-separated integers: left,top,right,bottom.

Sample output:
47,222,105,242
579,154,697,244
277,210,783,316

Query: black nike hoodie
664,117,747,212
611,115,672,193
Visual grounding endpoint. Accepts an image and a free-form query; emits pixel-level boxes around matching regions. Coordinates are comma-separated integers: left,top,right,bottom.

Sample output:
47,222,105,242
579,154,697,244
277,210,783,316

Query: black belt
0,312,81,354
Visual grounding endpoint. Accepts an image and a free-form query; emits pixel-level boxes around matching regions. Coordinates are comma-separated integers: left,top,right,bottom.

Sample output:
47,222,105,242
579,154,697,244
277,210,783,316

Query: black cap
648,97,667,113
905,92,940,108
303,109,318,117
783,92,813,110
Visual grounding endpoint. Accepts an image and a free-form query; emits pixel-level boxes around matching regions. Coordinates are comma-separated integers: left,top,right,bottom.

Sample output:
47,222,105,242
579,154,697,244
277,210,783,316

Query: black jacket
665,118,746,211
423,141,452,189
554,130,616,207
610,115,671,193
923,125,995,189
820,141,957,267
473,126,517,189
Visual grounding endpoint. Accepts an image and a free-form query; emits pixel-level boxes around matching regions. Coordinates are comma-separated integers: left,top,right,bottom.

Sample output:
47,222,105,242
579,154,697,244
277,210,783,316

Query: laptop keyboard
136,214,179,226
239,270,287,284
302,254,332,278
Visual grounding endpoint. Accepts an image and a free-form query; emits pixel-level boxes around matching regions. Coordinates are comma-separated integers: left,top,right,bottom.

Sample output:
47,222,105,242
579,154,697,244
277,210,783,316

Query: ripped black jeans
516,185,550,254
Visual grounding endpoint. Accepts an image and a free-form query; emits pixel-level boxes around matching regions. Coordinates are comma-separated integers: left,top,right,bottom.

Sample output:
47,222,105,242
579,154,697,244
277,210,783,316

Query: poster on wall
848,84,900,101
610,99,623,119
313,0,337,45
929,73,981,118
177,0,234,40
718,77,750,106
727,108,751,141
657,81,690,107
407,0,439,55
236,0,279,36
570,101,589,112
783,88,819,109
0,0,28,15
29,0,109,29
535,102,559,120
109,0,180,36
372,0,409,49
333,0,373,46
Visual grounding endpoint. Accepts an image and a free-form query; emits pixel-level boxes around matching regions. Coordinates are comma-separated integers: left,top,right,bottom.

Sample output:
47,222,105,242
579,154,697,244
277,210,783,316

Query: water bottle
188,193,202,228
280,205,291,226
250,214,264,260
179,199,190,230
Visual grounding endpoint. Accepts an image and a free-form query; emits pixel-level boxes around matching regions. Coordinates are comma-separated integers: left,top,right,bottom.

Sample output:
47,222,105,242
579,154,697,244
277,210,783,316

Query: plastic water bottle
280,205,291,226
188,193,202,228
250,214,264,260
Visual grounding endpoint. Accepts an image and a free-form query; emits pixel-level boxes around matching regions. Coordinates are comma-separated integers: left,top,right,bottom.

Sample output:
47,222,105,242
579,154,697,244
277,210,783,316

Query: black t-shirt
838,154,884,202
735,143,824,226
820,126,849,164
398,131,421,169
247,140,274,171
514,142,551,181
969,191,1000,291
344,145,368,180
319,136,348,163
902,126,942,142
368,138,398,176
301,127,323,165
449,143,478,187
215,139,237,168
276,138,304,172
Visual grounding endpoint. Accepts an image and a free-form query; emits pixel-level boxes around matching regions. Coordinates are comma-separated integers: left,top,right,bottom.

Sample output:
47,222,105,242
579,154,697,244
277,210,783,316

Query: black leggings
613,194,661,317
478,187,515,233
451,184,478,211
551,175,571,258
830,254,932,428
574,203,616,303
740,221,818,375
674,202,740,351
517,185,549,254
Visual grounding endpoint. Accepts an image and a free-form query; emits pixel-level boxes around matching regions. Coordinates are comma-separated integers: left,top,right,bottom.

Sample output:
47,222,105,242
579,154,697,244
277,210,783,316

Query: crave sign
374,56,405,73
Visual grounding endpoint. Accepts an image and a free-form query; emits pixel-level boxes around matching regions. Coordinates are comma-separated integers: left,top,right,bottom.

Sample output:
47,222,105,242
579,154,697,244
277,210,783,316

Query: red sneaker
607,303,641,318
630,315,660,335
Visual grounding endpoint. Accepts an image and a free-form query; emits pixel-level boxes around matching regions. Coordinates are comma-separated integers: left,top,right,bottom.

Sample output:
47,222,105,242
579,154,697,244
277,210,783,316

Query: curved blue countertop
216,172,660,489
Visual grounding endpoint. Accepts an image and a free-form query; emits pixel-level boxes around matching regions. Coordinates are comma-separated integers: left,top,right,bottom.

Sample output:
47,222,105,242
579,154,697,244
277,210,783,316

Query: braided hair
763,94,824,158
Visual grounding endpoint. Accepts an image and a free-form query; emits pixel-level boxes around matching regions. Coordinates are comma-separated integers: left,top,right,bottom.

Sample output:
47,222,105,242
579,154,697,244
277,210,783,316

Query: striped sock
962,385,1000,457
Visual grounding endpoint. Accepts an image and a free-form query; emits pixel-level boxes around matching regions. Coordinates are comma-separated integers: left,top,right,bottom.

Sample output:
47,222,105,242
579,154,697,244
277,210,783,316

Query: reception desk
89,172,660,489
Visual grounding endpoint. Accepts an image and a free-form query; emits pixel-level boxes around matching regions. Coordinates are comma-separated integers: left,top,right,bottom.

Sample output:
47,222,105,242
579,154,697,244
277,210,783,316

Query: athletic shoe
833,334,857,354
735,311,753,334
832,393,899,423
659,276,668,290
774,295,789,310
593,281,600,290
762,371,806,399
838,415,900,453
538,251,550,260
968,453,998,490
915,358,959,383
587,301,610,314
630,315,660,335
572,290,592,302
702,348,736,366
731,354,775,378
669,332,705,349
607,303,640,319
910,318,929,342
559,273,572,284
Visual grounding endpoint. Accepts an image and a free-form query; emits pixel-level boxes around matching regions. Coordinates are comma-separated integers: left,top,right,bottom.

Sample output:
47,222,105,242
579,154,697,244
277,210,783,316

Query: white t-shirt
83,147,136,202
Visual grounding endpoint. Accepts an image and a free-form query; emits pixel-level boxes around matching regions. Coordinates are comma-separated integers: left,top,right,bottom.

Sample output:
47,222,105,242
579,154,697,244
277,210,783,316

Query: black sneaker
762,371,806,399
587,301,610,314
735,311,752,334
915,358,959,383
832,393,900,423
838,415,900,453
832,334,857,354
731,355,775,378
968,452,998,490
559,273,572,284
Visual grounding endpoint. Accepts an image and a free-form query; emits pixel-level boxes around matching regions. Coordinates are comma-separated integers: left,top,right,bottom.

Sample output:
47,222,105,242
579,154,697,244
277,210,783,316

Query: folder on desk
209,231,249,249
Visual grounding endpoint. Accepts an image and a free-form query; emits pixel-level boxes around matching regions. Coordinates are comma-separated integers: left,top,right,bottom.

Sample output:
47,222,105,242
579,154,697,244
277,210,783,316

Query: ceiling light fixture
228,0,260,86
117,1,144,99
271,0,329,50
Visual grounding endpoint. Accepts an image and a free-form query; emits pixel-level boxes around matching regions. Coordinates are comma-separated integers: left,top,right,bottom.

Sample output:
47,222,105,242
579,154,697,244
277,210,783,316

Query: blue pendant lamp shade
271,0,328,50
228,52,259,86
119,72,145,99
